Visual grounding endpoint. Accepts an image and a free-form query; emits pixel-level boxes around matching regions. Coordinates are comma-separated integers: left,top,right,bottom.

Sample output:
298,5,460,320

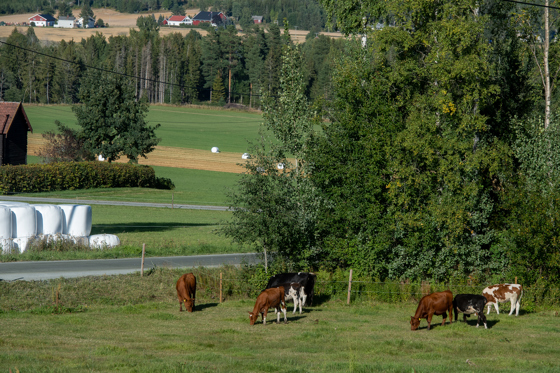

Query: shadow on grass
464,319,501,328
91,222,217,234
196,302,219,311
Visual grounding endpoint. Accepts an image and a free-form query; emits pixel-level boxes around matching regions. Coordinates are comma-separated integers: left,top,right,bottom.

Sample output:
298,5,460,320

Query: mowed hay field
25,104,264,174
1,268,560,372
0,8,343,43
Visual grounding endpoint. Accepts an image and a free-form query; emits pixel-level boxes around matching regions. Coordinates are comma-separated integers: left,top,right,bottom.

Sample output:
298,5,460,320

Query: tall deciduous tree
73,71,161,163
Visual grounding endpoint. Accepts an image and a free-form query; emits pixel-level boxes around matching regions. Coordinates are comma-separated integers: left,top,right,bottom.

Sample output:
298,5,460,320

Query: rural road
0,253,260,281
0,196,229,211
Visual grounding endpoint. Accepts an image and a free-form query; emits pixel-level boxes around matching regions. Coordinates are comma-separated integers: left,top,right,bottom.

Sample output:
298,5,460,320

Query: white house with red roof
28,14,56,27
166,15,192,26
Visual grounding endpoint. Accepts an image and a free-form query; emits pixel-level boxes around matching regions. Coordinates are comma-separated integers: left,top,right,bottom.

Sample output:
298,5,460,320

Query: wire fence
174,266,560,310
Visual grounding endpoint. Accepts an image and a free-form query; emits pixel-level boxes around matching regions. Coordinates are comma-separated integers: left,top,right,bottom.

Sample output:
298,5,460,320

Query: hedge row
0,162,174,194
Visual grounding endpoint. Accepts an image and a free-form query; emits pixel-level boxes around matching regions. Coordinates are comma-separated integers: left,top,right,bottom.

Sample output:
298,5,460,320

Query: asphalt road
0,253,260,281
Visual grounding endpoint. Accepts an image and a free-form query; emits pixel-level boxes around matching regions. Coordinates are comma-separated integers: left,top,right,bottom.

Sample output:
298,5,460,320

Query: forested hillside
0,20,339,106
0,0,327,31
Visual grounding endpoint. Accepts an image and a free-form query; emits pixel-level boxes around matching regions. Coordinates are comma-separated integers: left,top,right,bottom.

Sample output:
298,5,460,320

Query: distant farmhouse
28,14,56,27
192,11,226,27
165,15,193,26
252,16,263,24
55,16,76,28
0,102,33,166
78,16,95,28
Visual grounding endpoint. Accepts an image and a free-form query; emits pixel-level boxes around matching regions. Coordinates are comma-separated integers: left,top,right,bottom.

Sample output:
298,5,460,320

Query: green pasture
24,104,263,152
1,268,559,372
0,205,248,262
20,161,239,206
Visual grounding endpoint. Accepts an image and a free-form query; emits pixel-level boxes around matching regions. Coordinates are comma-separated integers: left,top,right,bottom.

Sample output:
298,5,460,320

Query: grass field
1,268,559,372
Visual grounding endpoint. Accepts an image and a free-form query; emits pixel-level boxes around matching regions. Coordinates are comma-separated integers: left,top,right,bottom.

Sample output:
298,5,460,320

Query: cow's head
410,316,420,331
248,311,257,325
184,298,194,312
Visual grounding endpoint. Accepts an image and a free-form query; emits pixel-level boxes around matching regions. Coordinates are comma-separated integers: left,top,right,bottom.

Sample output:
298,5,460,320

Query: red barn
192,11,226,26
0,102,33,166
28,14,56,27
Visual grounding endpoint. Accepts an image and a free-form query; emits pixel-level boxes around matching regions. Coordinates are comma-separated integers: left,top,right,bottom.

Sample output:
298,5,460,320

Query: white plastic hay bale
12,237,32,253
277,163,285,170
10,205,37,238
211,147,220,153
0,206,12,239
59,205,92,237
0,238,13,254
242,153,251,159
0,201,30,207
33,204,64,235
72,236,89,246
89,234,120,249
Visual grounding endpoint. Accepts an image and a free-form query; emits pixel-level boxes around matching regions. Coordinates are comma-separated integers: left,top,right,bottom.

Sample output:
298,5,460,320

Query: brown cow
248,287,287,325
176,273,196,312
410,290,454,331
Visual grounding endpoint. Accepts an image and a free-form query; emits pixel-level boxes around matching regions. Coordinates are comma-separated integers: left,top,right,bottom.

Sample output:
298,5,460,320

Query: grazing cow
176,273,196,312
410,290,454,331
249,287,287,325
483,283,523,316
453,294,488,329
277,282,306,314
266,272,316,306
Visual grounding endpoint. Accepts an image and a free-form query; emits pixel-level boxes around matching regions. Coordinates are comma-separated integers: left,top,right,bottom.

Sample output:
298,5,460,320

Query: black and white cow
266,272,316,306
453,294,488,329
276,282,306,314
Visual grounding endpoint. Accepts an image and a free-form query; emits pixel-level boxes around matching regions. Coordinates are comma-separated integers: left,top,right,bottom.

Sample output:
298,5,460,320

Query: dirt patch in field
27,134,245,173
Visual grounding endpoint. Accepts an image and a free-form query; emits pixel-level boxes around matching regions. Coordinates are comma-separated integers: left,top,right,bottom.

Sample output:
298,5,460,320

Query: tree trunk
544,0,551,129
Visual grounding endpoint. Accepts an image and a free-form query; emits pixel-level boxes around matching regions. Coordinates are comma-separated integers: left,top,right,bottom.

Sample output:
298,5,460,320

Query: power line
502,0,560,10
0,39,274,99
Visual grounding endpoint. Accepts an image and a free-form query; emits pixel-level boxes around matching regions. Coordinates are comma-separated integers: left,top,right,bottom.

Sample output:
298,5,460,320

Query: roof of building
252,16,263,21
193,11,223,21
0,102,33,135
58,16,76,21
29,14,57,22
168,15,190,22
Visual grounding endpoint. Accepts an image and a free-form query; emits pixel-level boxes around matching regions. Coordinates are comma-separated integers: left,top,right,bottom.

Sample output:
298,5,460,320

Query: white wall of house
55,19,75,28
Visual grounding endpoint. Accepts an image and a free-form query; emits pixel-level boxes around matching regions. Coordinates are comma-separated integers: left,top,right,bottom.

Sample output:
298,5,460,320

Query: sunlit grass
1,269,559,372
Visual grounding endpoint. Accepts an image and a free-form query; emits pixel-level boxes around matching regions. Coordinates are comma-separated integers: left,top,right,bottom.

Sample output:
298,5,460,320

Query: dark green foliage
73,71,161,163
0,162,174,194
38,120,95,163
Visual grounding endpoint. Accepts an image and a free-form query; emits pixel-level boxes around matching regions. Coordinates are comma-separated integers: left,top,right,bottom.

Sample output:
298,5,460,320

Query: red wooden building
0,102,33,166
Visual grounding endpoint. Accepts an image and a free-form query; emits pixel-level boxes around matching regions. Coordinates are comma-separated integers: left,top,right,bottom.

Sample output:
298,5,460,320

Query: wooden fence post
347,269,353,305
141,243,146,277
219,272,223,303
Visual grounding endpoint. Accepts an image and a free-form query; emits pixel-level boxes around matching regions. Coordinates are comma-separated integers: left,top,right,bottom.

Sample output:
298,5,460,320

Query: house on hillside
0,102,33,166
77,16,95,28
252,16,263,24
166,15,193,26
28,14,56,27
55,16,76,28
192,11,226,27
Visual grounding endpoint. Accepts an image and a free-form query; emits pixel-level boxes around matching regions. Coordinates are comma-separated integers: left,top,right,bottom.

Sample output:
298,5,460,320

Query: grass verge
1,268,559,372
0,205,246,262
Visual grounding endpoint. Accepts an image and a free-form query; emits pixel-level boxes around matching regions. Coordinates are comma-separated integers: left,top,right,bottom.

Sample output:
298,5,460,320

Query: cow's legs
508,297,517,316
427,313,433,330
262,311,267,325
282,304,287,323
486,304,491,314
441,311,448,326
515,299,521,316
292,297,298,314
494,302,500,314
179,301,183,312
298,296,302,314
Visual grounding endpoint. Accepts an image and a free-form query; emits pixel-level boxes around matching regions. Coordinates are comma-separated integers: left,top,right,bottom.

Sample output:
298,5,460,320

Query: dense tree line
0,20,339,106
223,0,560,288
0,0,327,31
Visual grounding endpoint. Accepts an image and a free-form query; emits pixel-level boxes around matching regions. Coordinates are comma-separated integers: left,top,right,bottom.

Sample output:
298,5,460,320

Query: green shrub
0,162,174,194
